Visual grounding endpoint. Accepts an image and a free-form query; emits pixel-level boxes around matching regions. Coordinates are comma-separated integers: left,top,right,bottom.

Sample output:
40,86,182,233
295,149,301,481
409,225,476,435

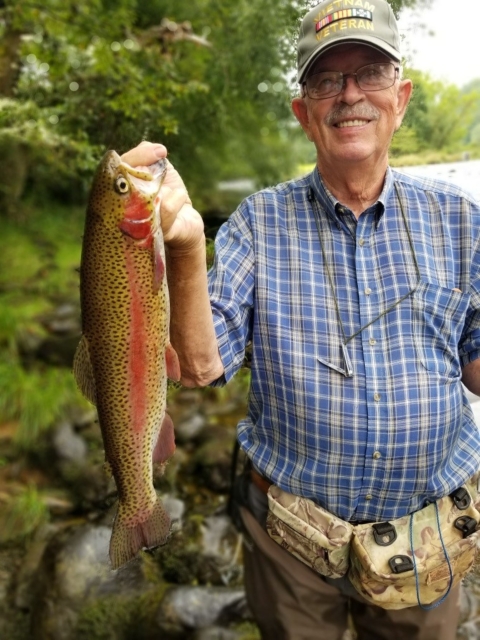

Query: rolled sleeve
207,201,255,385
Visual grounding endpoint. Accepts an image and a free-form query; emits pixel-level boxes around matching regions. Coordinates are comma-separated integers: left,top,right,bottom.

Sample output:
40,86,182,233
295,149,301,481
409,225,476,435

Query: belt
250,468,273,495
250,467,374,525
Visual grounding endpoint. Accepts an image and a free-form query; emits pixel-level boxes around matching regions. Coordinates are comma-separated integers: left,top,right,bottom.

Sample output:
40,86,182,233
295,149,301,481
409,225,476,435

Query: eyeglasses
303,62,400,100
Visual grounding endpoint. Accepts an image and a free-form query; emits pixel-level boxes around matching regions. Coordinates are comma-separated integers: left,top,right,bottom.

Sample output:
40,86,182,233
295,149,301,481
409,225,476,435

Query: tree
396,69,480,153
0,0,437,214
0,0,303,212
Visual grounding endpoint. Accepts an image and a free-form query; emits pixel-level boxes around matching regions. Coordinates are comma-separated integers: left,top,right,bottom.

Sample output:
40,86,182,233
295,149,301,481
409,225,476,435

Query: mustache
324,104,380,126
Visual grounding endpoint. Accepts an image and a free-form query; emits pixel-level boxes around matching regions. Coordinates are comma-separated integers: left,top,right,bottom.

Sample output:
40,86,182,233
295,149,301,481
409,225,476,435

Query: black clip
389,555,414,574
450,487,471,510
372,522,397,546
454,516,477,538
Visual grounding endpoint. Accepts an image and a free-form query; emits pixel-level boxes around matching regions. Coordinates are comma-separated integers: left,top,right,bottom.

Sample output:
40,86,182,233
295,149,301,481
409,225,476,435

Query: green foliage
0,203,89,450
0,484,49,542
75,585,166,640
391,68,480,158
0,0,306,211
0,0,455,212
0,358,89,448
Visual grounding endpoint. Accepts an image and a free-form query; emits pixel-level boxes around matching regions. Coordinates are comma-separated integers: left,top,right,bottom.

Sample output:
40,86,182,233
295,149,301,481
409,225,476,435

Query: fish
73,149,181,569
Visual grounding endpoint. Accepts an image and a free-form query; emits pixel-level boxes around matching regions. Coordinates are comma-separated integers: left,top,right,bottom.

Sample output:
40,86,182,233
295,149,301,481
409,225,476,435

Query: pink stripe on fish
125,247,148,433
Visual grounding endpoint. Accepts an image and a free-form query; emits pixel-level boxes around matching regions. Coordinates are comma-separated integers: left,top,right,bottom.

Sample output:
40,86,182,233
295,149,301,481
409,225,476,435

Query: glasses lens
305,71,343,100
304,63,398,99
357,63,396,91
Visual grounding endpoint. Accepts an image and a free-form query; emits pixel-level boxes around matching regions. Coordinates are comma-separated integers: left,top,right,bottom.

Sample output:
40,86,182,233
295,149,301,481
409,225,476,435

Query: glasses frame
303,62,400,101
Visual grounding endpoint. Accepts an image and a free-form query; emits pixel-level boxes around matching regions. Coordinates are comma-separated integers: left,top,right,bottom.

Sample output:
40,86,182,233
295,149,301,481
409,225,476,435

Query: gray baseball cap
297,0,401,83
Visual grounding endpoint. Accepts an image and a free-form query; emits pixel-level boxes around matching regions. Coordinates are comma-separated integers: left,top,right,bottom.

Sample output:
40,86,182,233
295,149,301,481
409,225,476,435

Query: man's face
291,44,412,172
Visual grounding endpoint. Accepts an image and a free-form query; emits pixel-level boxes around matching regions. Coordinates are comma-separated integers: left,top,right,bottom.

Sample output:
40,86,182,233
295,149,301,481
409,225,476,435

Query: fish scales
74,150,180,569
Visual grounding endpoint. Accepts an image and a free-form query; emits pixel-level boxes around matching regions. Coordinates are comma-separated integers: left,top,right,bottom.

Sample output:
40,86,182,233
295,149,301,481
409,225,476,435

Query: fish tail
109,498,171,570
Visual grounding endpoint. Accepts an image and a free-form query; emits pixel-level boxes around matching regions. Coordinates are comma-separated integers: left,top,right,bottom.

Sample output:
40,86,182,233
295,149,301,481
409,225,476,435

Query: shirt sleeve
207,200,255,385
459,199,480,367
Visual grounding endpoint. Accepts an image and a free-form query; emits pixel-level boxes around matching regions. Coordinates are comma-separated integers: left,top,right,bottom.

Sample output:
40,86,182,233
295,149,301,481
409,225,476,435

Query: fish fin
109,497,171,570
153,231,165,292
73,335,97,405
153,412,176,464
165,343,181,381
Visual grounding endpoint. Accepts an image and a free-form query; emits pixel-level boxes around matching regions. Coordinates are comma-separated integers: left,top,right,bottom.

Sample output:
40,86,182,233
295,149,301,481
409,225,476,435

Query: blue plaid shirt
208,167,480,521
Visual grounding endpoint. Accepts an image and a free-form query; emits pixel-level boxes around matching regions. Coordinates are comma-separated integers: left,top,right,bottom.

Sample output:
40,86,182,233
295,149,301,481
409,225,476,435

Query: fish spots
79,150,172,567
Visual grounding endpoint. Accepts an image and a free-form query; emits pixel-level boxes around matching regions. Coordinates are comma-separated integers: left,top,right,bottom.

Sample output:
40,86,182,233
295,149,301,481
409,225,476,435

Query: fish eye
114,175,129,194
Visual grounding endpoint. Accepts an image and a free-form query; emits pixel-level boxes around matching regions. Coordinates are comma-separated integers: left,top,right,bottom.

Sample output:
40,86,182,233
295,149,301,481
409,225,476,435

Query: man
123,0,480,637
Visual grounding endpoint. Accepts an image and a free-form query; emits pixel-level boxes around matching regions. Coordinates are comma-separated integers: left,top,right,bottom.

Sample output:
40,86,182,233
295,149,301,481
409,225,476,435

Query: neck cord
311,181,421,376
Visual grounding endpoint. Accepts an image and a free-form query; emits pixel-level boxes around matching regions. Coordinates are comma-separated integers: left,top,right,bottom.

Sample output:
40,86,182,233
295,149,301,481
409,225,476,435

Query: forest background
0,0,479,531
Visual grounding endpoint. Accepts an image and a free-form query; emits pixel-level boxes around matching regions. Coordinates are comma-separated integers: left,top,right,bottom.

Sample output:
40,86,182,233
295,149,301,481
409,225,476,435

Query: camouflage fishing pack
266,476,480,610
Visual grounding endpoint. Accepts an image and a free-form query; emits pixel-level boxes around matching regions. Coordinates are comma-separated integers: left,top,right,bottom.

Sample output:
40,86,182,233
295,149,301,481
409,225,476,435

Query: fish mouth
106,150,167,191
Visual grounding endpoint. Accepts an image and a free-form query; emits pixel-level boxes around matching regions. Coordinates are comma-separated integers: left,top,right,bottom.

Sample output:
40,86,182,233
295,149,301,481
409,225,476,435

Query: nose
338,74,364,104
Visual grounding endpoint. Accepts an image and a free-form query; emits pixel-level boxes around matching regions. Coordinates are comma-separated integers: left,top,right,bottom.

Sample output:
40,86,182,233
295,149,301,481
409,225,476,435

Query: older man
123,0,480,637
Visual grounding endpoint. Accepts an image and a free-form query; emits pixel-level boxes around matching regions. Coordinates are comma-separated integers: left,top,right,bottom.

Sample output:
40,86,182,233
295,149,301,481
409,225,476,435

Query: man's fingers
121,142,167,167
160,187,189,235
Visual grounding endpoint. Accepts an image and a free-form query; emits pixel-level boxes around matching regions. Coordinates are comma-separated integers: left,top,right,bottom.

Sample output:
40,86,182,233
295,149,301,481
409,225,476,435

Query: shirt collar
308,166,395,225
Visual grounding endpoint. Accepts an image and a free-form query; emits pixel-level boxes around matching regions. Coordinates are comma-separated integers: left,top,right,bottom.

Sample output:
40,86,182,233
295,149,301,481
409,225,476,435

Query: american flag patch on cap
316,9,373,33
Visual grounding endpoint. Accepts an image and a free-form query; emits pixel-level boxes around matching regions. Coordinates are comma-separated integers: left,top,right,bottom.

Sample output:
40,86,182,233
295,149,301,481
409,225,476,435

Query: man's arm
121,142,224,388
462,359,480,397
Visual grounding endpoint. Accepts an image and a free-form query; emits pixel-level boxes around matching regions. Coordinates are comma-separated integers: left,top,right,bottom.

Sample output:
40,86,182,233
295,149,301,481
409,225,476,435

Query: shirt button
373,451,381,459
365,287,372,295
369,338,376,346
374,392,381,402
358,238,365,246
365,494,373,501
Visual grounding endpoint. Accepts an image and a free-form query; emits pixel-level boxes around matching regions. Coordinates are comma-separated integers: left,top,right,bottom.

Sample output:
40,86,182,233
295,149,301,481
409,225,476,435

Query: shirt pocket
413,280,470,378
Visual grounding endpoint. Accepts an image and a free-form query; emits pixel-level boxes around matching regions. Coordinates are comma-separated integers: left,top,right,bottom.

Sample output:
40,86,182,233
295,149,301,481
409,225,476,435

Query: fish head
88,150,167,241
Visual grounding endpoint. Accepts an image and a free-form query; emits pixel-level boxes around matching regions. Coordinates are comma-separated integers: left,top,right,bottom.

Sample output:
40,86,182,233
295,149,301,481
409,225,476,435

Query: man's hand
121,141,205,254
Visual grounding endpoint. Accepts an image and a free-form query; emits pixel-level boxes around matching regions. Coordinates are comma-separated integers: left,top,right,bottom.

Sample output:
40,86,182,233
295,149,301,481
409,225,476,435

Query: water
398,159,480,202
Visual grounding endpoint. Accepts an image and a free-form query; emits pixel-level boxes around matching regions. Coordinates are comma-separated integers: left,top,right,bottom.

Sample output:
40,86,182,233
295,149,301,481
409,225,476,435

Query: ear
292,97,314,141
395,79,413,130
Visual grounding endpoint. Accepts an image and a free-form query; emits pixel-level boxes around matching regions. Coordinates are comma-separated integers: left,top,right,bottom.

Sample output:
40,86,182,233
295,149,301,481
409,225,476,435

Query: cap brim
298,38,401,83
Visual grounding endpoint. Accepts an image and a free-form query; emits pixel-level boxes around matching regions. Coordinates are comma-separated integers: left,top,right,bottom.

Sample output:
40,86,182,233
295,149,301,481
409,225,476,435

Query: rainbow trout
73,150,180,569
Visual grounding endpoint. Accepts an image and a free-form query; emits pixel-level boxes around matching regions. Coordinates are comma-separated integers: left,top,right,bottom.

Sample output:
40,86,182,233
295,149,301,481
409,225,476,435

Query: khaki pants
240,503,461,640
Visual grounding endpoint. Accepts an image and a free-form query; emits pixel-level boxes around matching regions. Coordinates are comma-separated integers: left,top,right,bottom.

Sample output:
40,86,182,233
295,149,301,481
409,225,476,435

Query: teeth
336,119,369,128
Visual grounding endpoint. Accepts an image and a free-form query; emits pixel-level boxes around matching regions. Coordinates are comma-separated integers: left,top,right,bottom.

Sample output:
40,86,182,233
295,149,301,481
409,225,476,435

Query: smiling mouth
335,119,370,128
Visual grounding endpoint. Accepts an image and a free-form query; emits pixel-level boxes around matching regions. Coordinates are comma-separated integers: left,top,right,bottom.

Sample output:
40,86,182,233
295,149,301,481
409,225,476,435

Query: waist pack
266,477,480,610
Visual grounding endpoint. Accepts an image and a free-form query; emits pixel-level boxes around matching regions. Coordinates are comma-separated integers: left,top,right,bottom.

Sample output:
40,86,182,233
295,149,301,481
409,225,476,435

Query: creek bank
0,300,256,639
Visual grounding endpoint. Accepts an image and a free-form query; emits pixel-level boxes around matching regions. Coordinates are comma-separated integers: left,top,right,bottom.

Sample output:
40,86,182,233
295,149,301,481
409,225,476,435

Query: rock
175,411,208,444
35,333,81,367
192,626,243,640
157,585,248,631
70,406,97,429
191,425,237,493
52,421,87,464
30,522,164,640
200,514,243,586
162,495,186,533
39,303,81,335
14,523,58,610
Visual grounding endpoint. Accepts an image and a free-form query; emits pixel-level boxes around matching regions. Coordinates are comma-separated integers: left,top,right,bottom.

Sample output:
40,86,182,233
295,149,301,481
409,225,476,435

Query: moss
234,621,262,640
74,583,168,640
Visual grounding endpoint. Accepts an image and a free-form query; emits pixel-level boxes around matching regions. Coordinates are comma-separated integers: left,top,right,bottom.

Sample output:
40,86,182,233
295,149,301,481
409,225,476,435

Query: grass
0,200,88,451
0,484,49,543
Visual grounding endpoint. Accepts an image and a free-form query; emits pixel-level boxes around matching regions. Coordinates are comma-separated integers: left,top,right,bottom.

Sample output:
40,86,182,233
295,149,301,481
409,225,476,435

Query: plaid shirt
208,167,480,521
